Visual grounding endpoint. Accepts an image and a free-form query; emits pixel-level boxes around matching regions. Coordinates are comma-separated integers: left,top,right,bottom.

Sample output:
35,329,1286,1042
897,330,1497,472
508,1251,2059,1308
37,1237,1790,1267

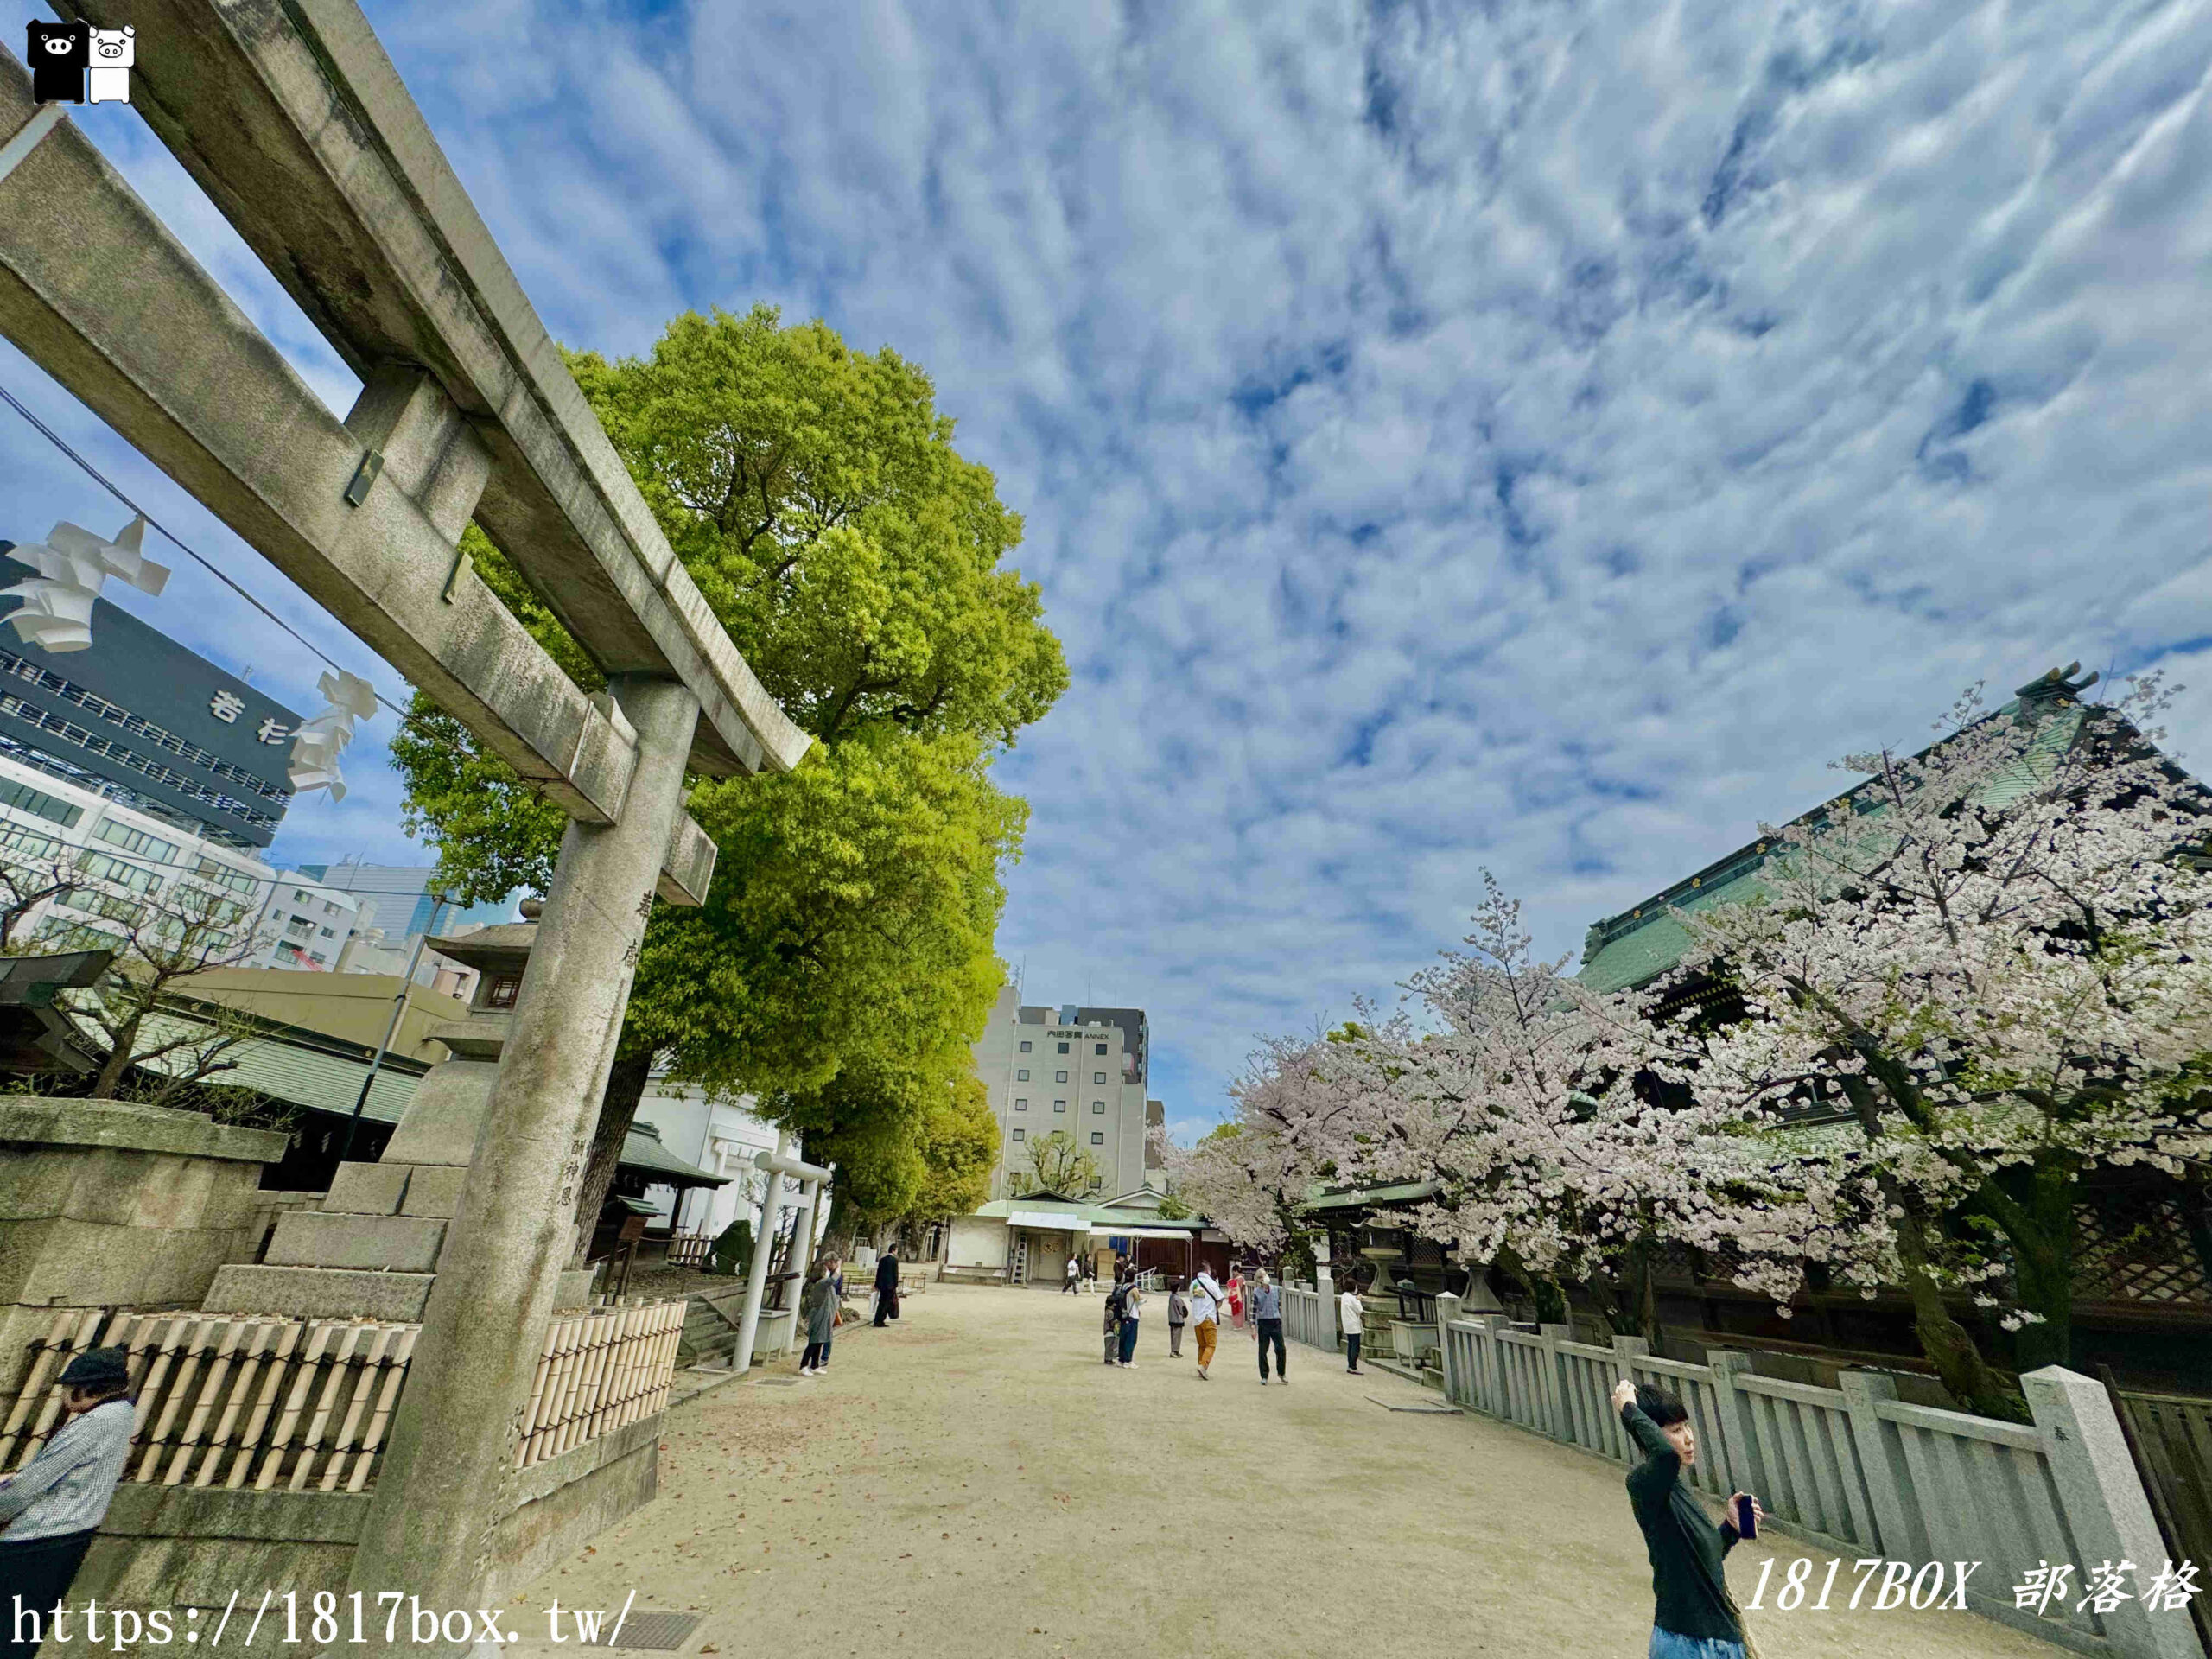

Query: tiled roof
124,1009,724,1185
1576,695,2095,995
1298,1180,1443,1212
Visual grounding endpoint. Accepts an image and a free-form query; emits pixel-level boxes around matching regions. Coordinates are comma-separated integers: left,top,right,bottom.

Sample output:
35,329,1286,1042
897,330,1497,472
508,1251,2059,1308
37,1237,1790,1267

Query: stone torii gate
0,0,809,1635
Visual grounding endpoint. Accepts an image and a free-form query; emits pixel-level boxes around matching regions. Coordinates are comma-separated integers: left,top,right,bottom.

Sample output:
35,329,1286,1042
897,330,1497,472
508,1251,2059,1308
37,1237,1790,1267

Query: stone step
263,1208,449,1273
205,1263,435,1322
677,1292,744,1367
1364,1354,1444,1391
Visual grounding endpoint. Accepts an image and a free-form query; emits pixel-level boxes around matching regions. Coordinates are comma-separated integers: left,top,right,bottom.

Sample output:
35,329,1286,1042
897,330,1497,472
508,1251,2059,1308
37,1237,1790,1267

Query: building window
292,888,312,905
308,952,327,965
486,974,522,1010
196,859,260,897
0,821,60,861
1019,1040,1032,1052
1096,1043,1107,1055
1092,1101,1104,1114
1089,1131,1104,1146
1014,1098,1027,1110
1055,1071,1067,1083
1011,1127,1025,1142
80,851,163,895
0,776,81,829
91,817,178,862
1088,1175,1103,1190
1092,1071,1105,1084
1016,1069,1029,1081
1057,1041,1069,1053
1054,1100,1066,1112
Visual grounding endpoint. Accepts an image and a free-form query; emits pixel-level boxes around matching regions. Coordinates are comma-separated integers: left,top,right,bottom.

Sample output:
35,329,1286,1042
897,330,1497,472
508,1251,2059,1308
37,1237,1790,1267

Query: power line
0,379,421,722
0,376,567,812
0,378,633,847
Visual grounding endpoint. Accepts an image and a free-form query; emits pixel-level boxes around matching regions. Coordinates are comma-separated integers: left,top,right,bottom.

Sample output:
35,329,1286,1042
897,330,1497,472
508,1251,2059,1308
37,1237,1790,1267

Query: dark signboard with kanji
0,546,302,847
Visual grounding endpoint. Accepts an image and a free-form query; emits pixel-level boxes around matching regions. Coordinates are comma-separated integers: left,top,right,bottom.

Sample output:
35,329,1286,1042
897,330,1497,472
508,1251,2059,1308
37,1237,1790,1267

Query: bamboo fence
3,1298,683,1491
514,1300,684,1469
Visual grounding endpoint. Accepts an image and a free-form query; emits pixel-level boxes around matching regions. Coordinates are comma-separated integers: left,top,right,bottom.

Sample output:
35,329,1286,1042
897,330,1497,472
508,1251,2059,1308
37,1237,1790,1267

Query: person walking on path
798,1265,837,1376
1610,1377,1764,1659
1116,1274,1145,1367
873,1249,901,1327
1186,1267,1225,1379
0,1348,135,1659
1166,1277,1190,1357
1339,1280,1365,1373
1227,1273,1244,1331
1064,1255,1081,1294
817,1255,846,1371
1249,1271,1287,1384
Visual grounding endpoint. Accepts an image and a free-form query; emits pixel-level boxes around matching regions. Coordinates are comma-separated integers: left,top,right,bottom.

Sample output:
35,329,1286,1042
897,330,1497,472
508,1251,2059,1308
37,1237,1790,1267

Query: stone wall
0,1097,285,1400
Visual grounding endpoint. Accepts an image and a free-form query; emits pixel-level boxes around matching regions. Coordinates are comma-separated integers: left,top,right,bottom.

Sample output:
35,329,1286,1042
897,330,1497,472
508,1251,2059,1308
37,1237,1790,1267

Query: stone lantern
203,904,601,1320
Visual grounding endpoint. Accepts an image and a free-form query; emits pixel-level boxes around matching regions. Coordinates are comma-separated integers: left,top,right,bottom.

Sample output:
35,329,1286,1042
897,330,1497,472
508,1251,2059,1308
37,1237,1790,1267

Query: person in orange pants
1186,1267,1225,1378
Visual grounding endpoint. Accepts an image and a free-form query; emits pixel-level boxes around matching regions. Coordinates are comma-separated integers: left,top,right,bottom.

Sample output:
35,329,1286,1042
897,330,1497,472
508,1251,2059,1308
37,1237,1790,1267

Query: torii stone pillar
346,677,701,1631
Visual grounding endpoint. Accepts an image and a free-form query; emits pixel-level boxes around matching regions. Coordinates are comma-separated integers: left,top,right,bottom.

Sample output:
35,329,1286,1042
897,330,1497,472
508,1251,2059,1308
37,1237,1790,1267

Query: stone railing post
1704,1349,1764,1499
1314,1263,1335,1354
1838,1370,1923,1563
1538,1322,1573,1440
1478,1313,1510,1417
346,677,702,1627
1435,1292,1464,1402
2023,1366,2205,1659
1609,1335,1649,1461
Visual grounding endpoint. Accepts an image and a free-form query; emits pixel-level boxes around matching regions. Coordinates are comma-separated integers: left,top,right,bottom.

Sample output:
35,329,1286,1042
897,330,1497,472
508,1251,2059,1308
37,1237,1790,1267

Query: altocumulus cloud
4,0,2210,1135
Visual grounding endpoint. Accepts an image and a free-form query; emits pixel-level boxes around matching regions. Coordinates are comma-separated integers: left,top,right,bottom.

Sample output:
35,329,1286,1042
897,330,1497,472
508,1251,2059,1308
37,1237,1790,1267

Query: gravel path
506,1281,2063,1659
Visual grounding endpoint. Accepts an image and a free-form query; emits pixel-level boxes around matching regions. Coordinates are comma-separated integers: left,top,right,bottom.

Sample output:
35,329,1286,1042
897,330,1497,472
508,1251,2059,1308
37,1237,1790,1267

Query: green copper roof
1575,690,2094,996
126,1010,724,1185
1298,1180,1443,1212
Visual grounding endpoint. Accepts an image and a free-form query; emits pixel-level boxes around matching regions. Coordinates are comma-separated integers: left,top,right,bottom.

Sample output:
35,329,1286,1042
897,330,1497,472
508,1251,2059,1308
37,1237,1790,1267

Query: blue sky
5,0,2212,1141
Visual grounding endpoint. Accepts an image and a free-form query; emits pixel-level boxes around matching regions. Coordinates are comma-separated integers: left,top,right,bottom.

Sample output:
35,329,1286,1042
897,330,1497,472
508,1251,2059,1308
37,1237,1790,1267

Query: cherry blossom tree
1154,1037,1351,1259
1598,671,2212,1413
1322,874,1853,1339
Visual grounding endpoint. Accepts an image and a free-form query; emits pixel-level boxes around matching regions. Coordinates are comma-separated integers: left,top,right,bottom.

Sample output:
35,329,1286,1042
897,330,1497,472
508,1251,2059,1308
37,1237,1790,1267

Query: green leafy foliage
391,307,1063,1239
568,306,1065,747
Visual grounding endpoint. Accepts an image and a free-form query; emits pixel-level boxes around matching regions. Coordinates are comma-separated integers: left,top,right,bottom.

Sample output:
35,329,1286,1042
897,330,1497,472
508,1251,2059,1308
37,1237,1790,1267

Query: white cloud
6,0,2209,1128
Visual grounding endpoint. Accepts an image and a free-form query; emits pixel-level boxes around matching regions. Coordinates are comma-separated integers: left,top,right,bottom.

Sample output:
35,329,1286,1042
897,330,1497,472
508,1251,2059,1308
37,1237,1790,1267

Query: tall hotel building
969,988,1166,1199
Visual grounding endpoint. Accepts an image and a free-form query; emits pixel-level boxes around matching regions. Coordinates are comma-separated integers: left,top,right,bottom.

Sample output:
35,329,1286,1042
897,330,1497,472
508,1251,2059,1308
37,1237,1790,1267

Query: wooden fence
666,1231,714,1268
4,1299,684,1492
2109,1378,2212,1656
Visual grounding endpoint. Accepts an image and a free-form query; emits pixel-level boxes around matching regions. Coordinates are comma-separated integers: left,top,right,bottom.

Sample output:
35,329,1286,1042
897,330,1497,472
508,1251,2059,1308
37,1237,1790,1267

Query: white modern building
626,1076,785,1239
0,748,274,957
969,988,1164,1200
244,872,364,971
296,860,518,998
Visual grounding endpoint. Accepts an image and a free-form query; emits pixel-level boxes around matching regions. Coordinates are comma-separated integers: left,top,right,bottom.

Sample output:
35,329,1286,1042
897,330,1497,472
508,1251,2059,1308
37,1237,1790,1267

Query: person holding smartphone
1610,1376,1764,1659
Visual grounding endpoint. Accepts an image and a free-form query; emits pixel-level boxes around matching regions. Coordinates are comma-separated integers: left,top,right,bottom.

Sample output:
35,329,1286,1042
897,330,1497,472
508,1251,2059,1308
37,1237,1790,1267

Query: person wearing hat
0,1348,135,1658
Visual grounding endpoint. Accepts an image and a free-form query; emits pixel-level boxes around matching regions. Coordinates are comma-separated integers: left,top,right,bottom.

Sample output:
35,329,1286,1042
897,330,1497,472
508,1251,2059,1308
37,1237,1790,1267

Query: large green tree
785,1065,1000,1248
392,306,1064,1255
